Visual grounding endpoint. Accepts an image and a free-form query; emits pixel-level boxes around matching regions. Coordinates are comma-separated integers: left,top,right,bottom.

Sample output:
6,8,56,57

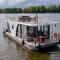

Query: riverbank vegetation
0,5,60,13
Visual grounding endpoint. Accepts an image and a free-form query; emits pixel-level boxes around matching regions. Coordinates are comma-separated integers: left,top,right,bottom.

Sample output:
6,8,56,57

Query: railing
18,16,38,23
36,36,46,44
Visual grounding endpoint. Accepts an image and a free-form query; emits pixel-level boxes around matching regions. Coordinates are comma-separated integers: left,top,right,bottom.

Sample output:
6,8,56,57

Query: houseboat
4,15,59,51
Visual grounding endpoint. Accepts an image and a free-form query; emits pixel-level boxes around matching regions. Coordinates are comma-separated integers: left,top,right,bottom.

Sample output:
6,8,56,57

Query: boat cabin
6,16,58,45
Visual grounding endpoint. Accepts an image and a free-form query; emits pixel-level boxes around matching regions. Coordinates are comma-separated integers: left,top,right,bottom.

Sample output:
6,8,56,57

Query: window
12,25,14,29
55,24,56,27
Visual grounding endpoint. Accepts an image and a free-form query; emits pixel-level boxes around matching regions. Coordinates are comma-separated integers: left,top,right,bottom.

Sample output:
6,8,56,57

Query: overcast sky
0,0,60,8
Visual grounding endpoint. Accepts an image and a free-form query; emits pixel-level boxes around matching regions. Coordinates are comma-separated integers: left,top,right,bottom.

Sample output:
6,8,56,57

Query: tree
57,5,60,13
0,5,60,13
0,9,3,13
16,8,22,13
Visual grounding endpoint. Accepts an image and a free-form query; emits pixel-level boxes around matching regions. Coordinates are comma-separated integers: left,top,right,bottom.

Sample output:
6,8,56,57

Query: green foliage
57,5,60,12
0,9,3,13
0,5,60,13
0,8,22,13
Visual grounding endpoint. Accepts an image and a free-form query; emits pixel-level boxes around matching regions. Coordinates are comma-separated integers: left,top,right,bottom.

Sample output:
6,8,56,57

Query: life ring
54,33,57,38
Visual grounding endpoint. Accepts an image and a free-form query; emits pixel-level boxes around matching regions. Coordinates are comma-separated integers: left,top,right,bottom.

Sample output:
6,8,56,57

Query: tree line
0,5,60,13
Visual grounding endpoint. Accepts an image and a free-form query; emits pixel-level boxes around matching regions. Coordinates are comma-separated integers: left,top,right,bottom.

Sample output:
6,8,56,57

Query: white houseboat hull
4,16,59,51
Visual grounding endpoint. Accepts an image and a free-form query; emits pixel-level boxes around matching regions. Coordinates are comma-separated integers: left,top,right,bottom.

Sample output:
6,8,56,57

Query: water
0,13,60,60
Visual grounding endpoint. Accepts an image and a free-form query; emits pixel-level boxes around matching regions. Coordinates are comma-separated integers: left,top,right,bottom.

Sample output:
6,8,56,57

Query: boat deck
26,38,59,46
44,39,59,45
4,32,59,50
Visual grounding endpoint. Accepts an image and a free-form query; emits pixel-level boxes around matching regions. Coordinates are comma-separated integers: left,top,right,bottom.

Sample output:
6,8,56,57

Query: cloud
17,0,59,8
0,0,60,8
0,0,27,5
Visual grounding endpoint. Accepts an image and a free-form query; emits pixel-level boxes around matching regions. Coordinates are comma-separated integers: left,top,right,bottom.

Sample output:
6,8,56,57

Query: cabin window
12,25,14,29
37,25,50,39
55,24,56,27
27,26,37,38
37,26,43,36
16,24,22,39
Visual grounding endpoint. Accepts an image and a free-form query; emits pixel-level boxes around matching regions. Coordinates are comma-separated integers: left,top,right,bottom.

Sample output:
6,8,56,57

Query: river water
0,13,60,60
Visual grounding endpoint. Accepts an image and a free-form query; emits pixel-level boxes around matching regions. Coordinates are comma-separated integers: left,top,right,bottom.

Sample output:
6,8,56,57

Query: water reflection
16,45,50,60
2,36,50,60
27,51,50,60
0,31,59,60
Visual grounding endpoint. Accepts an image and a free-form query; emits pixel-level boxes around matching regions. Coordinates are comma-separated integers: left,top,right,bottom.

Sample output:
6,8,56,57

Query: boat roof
8,20,58,27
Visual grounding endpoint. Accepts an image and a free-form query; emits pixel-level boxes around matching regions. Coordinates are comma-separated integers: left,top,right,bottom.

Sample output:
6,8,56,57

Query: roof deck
7,16,58,26
8,20,58,27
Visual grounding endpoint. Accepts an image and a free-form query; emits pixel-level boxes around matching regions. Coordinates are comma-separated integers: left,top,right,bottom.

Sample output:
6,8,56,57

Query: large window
37,25,50,39
16,24,27,40
27,26,38,38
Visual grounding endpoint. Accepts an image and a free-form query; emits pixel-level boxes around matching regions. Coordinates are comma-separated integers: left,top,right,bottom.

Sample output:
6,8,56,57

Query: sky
0,0,60,8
